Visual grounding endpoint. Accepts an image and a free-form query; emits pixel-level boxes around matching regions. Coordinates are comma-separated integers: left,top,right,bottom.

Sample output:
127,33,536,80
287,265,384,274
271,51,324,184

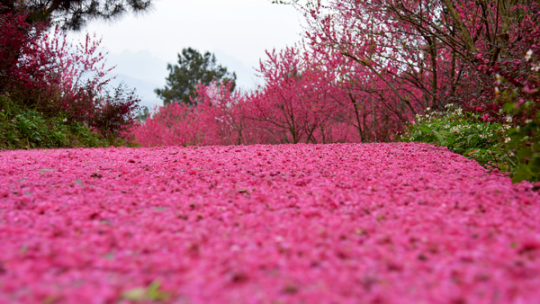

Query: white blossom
525,49,533,62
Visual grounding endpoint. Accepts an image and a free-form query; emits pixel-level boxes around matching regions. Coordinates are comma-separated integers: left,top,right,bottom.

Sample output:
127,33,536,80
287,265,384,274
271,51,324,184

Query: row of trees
295,0,539,117
137,0,538,150
134,45,406,145
3,0,536,177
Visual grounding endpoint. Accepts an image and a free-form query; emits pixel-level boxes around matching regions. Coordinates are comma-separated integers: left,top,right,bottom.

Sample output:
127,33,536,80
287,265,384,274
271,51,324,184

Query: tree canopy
155,48,237,106
0,0,153,30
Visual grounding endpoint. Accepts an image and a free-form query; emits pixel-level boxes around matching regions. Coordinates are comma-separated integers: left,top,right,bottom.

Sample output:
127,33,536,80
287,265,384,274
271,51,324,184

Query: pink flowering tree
192,82,248,145
246,47,357,144
286,0,539,117
131,81,252,146
312,47,418,142
0,5,50,96
129,102,193,146
27,27,140,137
133,0,539,160
1,4,140,138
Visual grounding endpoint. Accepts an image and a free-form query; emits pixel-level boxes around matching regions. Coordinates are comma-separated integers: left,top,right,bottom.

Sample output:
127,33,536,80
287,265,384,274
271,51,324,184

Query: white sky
69,0,304,108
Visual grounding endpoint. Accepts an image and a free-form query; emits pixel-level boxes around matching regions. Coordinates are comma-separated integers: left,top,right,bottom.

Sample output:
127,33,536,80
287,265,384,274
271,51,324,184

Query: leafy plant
0,94,116,149
497,47,540,183
505,112,540,183
400,104,517,173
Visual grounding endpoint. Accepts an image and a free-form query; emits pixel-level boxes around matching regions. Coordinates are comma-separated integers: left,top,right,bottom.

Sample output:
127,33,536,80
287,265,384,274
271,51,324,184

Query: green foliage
0,95,136,149
491,48,540,183
155,47,237,105
399,104,517,173
500,99,540,183
120,281,170,302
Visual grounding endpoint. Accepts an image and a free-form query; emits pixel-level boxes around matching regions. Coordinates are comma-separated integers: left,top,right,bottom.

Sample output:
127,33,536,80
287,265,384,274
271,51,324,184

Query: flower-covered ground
0,143,539,303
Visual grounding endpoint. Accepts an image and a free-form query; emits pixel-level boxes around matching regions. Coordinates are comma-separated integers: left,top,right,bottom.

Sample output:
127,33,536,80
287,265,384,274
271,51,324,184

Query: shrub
0,94,110,149
91,83,141,140
503,106,540,183
499,46,540,182
399,104,517,173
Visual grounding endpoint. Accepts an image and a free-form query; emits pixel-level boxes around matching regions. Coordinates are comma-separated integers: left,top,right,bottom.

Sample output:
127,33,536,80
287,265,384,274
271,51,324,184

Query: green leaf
517,147,533,159
147,281,170,301
418,125,430,133
121,281,170,302
431,129,447,146
512,165,533,183
121,287,147,301
503,103,516,112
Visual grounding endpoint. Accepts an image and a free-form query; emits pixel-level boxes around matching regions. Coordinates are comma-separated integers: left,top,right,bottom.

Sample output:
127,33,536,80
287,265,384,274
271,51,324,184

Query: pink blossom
0,143,538,303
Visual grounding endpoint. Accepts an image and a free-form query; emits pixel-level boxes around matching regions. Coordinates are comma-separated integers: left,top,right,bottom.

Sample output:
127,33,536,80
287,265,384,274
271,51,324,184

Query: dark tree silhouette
0,0,153,30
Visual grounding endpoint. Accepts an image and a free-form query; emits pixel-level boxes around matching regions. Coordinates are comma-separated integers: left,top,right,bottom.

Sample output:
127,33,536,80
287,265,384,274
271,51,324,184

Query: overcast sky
70,0,303,109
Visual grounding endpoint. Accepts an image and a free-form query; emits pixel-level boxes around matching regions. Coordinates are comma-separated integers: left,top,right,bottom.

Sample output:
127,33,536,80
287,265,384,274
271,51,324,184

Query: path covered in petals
1,143,539,303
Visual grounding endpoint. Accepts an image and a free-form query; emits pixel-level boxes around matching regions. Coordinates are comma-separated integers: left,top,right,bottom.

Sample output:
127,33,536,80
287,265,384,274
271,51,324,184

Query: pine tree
0,0,153,30
156,48,237,106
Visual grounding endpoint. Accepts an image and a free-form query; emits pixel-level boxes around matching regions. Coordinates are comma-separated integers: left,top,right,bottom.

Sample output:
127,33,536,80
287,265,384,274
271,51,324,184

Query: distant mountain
105,50,169,86
212,49,261,91
103,49,167,110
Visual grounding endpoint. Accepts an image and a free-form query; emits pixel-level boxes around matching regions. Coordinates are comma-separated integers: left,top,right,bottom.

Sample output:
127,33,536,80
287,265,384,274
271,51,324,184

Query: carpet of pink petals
1,143,540,304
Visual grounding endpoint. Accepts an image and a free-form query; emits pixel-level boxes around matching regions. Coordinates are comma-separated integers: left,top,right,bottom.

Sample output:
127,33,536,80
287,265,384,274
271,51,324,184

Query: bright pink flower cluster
0,143,539,303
